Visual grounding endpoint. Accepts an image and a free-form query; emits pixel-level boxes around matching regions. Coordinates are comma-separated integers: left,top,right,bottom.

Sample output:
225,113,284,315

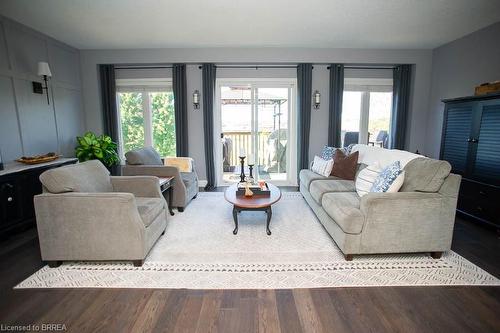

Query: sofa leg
344,254,354,261
47,261,62,268
193,194,197,199
133,260,144,267
430,251,443,259
178,207,184,212
161,229,165,236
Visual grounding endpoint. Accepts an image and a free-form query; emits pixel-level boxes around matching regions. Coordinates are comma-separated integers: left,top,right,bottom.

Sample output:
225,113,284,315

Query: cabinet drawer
459,179,500,201
457,195,500,226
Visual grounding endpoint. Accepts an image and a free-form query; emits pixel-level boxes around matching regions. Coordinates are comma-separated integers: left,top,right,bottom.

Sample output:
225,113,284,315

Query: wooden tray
16,155,60,165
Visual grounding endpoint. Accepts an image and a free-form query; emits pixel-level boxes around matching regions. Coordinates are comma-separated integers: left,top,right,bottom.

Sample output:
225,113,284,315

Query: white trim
198,180,208,188
214,78,297,186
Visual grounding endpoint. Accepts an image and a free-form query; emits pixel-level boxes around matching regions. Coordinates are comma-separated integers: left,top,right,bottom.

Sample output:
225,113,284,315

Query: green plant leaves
75,131,120,167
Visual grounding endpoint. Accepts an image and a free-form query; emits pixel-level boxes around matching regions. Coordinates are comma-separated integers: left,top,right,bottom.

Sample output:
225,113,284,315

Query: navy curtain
389,64,412,150
202,64,216,190
172,64,189,156
99,64,118,142
297,63,313,173
328,64,344,147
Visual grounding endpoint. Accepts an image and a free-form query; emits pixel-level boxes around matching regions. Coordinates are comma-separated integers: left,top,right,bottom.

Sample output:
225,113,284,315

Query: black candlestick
248,164,254,179
239,156,246,182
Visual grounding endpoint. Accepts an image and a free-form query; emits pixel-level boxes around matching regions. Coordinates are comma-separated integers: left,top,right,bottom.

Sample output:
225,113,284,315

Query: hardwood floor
0,209,499,332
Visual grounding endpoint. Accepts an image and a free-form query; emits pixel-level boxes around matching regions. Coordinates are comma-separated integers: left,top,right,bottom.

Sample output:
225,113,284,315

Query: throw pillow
320,145,336,160
331,149,359,180
387,171,405,193
355,162,382,197
311,156,334,177
371,161,403,192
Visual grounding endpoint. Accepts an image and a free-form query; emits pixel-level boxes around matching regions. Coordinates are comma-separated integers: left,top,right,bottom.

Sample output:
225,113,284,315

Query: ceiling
1,0,500,50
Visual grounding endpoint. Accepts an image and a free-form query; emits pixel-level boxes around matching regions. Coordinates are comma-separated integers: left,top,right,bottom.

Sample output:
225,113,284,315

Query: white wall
425,22,500,158
0,15,84,162
80,48,433,181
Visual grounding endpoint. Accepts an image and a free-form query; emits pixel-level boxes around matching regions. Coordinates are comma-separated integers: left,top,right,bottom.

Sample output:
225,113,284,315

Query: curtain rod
115,66,173,70
197,65,300,69
327,65,396,70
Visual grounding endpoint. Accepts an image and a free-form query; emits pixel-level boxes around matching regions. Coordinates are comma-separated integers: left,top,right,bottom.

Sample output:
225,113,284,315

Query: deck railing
223,131,273,167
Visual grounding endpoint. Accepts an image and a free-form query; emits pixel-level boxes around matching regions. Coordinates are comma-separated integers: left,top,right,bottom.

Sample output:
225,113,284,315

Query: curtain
202,64,216,190
172,64,189,156
297,63,313,173
389,64,412,150
99,64,118,142
328,64,344,147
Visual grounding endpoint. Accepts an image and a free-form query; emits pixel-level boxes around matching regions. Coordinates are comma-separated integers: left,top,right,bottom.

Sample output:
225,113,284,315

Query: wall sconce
193,90,200,109
32,62,52,105
313,90,321,109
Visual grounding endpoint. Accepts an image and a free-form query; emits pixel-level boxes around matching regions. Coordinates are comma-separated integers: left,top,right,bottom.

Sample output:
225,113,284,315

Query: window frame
115,78,173,161
343,78,393,145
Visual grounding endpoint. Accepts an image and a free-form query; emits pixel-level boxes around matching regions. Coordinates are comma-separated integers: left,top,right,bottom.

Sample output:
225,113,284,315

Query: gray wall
0,16,84,163
425,22,500,158
80,48,432,181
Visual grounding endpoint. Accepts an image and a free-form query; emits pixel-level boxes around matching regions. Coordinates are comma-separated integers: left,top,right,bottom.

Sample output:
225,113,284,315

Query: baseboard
198,180,208,188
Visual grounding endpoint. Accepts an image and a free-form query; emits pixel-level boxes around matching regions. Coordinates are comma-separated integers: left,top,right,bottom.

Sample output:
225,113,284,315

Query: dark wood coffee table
224,183,282,235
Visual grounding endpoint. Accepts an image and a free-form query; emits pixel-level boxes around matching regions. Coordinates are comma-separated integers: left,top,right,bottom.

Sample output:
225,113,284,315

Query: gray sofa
122,147,199,212
300,144,461,260
34,160,168,267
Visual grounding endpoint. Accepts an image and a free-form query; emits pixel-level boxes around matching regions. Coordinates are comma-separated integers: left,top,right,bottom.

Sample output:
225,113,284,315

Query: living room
0,1,499,332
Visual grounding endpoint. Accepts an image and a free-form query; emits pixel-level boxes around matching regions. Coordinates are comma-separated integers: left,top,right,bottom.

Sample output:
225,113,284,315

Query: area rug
16,192,500,289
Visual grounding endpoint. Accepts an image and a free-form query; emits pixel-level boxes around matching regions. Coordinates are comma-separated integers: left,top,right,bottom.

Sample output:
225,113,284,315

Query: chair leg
344,254,354,261
47,261,62,268
178,207,185,212
133,260,144,267
430,251,442,259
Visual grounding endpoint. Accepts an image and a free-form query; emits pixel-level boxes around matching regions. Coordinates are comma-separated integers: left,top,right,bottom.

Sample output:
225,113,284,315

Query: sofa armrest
34,192,146,260
110,176,162,198
359,191,455,252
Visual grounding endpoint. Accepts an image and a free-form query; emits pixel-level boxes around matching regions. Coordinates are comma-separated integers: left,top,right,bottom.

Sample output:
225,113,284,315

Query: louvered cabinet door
441,102,475,175
471,101,500,185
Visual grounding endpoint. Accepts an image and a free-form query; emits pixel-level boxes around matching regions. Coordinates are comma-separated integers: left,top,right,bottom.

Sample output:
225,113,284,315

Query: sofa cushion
400,157,452,192
40,160,112,194
299,169,339,190
310,179,356,204
322,192,364,234
136,197,165,227
125,147,163,166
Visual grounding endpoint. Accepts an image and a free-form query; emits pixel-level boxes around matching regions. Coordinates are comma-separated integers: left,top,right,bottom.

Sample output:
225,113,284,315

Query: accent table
224,183,282,235
158,177,175,216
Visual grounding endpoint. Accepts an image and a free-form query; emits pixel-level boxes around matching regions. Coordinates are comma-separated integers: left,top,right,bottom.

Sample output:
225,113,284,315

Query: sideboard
0,158,78,239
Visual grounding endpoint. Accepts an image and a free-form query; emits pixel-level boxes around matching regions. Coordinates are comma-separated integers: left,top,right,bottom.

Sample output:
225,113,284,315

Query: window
341,78,392,148
116,79,176,159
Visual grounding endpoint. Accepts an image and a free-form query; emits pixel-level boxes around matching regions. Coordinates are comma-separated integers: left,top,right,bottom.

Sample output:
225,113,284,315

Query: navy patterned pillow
371,161,402,192
321,145,336,160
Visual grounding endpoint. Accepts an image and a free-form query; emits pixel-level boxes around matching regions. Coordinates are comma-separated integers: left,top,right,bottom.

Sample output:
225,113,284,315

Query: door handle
471,138,478,143
467,138,472,142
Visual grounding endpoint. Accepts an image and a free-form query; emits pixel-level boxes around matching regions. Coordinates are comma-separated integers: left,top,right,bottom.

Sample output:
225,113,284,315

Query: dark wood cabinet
441,94,500,229
0,158,78,238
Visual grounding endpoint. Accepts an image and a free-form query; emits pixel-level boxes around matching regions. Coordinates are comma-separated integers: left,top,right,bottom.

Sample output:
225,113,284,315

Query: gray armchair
122,147,199,212
34,160,167,267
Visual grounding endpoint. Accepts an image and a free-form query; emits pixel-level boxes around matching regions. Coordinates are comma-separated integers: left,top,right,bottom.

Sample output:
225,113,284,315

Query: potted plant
75,132,120,171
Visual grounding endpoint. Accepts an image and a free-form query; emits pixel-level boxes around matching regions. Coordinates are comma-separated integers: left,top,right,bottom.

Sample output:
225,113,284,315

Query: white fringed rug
16,192,499,289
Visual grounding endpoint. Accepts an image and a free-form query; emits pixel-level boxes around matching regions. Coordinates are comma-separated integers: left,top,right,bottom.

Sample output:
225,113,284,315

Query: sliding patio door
215,79,296,186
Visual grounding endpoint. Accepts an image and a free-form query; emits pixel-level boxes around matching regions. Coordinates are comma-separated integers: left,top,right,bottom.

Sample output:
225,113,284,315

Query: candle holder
239,156,246,183
248,164,254,180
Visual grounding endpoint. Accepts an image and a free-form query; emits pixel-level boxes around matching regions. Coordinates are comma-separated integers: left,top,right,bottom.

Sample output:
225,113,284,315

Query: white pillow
311,156,334,177
387,171,405,193
355,163,382,197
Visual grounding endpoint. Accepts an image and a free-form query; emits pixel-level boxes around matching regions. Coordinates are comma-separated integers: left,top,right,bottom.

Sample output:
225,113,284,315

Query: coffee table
224,183,282,235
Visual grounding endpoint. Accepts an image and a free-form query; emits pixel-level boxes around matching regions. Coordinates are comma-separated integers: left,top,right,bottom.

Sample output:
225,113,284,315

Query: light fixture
32,61,52,104
193,90,200,109
313,90,321,109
